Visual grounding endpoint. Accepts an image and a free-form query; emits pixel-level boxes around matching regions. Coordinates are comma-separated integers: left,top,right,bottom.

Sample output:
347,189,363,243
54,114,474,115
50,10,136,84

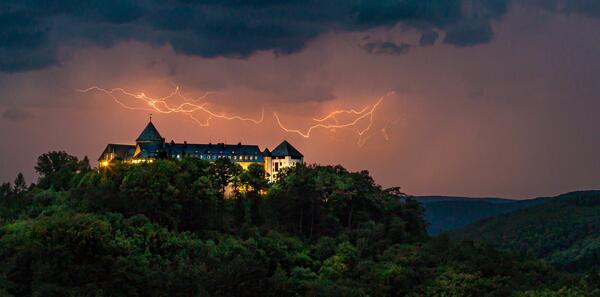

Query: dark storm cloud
530,0,600,18
361,41,411,56
1,0,593,73
443,19,494,47
0,10,58,72
419,29,439,46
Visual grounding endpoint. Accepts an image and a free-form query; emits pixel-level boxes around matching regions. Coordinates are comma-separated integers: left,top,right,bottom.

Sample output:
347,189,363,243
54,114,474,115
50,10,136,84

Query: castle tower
133,120,165,160
136,120,165,145
262,148,273,178
268,140,304,181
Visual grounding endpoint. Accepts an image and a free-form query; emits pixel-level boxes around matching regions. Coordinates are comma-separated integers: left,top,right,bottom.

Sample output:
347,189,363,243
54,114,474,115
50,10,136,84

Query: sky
1,0,599,198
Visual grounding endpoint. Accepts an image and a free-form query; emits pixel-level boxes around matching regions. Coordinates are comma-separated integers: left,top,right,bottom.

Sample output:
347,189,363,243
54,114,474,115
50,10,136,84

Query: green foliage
35,151,91,191
0,212,207,296
0,152,591,296
12,174,26,195
453,191,600,271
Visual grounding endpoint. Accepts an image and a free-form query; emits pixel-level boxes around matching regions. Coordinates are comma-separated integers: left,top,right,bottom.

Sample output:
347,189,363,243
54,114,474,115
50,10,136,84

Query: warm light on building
97,119,304,181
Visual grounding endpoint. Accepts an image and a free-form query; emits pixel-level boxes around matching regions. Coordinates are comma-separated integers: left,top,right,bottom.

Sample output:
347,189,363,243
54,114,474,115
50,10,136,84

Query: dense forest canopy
0,151,598,296
453,191,600,272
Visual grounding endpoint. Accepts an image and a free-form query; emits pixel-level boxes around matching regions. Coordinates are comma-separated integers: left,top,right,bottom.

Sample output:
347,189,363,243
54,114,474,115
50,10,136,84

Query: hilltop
0,151,597,296
453,190,600,271
415,195,550,234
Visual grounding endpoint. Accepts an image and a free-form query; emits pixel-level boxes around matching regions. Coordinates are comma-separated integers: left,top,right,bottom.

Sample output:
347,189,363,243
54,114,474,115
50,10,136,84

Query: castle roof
134,142,164,159
136,121,163,142
99,144,135,161
100,121,303,163
160,142,265,162
262,148,272,157
271,140,303,158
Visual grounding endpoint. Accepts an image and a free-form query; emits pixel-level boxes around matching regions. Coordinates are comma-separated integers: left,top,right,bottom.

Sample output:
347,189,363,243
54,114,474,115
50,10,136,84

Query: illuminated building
98,119,303,181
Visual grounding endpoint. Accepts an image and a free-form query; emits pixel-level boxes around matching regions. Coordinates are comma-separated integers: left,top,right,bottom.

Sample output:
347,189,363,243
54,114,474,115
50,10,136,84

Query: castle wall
268,156,303,182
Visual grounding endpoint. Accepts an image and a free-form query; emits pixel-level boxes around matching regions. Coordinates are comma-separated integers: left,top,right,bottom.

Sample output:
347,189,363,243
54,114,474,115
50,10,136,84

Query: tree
269,164,322,238
0,182,10,198
209,158,242,226
13,173,27,195
35,151,79,177
209,158,241,200
78,156,92,173
241,163,269,225
35,151,80,190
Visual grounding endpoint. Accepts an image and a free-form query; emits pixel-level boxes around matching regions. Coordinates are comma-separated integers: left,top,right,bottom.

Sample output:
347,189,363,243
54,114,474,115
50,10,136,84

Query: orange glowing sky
1,3,600,198
76,84,395,147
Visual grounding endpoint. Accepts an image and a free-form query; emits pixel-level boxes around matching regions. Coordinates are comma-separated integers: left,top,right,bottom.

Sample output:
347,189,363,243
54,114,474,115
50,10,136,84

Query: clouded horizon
1,0,599,198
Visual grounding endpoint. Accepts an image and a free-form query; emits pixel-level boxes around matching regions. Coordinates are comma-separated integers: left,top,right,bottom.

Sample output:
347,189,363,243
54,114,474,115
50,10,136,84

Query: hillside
453,191,600,271
415,196,549,234
0,151,598,296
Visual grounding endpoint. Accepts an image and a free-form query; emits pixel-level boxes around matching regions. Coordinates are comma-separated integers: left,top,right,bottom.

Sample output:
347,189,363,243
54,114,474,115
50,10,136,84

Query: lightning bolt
79,85,394,146
77,86,264,127
273,91,395,145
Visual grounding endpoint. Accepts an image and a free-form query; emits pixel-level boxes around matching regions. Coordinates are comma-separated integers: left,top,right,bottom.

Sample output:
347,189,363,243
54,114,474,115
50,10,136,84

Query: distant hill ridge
414,194,551,235
451,190,600,271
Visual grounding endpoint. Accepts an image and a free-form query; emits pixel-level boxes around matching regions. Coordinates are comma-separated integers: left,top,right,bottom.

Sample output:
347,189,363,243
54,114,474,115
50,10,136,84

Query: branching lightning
273,91,395,145
77,86,264,127
79,85,394,146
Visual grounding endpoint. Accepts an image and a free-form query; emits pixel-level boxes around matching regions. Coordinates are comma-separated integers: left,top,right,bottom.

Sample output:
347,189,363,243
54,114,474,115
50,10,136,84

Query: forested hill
453,190,600,271
415,196,550,235
0,151,598,296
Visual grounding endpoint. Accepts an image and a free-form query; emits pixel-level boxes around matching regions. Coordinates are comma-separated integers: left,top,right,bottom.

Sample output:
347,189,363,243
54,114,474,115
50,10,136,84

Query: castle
98,120,304,181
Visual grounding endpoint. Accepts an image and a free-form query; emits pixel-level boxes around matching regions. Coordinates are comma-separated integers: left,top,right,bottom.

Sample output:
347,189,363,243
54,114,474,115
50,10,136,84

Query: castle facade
98,120,303,181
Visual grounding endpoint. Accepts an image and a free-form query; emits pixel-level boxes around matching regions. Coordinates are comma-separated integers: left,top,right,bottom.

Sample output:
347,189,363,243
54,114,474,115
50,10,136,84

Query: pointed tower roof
271,140,303,158
262,148,272,157
136,121,163,143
